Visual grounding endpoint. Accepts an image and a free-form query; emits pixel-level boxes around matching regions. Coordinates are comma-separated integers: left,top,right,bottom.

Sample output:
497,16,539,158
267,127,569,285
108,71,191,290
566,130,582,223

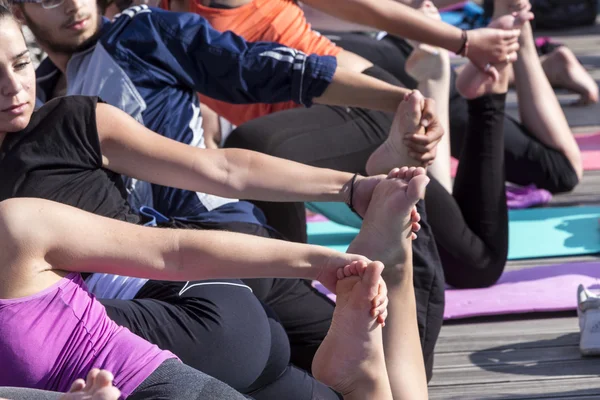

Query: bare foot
348,167,429,271
492,0,530,19
59,369,121,400
541,46,599,106
366,92,426,175
456,10,532,99
405,1,449,82
312,261,391,398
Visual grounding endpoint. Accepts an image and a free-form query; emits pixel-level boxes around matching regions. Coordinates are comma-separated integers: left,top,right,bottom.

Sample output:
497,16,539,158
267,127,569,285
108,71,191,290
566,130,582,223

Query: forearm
163,229,335,282
33,198,340,282
304,0,463,52
315,67,410,113
196,148,354,203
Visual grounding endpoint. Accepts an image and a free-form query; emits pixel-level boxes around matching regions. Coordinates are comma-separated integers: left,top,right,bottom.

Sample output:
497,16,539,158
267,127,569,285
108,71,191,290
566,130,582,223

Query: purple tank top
0,273,175,398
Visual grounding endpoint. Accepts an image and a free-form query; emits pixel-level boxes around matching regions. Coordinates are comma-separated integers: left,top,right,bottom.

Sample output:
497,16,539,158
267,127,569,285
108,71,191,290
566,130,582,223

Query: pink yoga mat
450,133,600,177
313,261,600,320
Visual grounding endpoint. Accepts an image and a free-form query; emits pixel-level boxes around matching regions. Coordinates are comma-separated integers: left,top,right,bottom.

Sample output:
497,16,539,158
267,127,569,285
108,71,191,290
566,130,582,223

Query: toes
400,90,424,130
406,174,430,204
387,168,401,179
407,167,418,180
362,262,384,298
412,167,427,177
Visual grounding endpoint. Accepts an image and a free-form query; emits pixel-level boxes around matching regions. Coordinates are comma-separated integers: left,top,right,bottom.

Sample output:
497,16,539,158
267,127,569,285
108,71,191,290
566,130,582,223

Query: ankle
383,263,412,287
343,364,393,400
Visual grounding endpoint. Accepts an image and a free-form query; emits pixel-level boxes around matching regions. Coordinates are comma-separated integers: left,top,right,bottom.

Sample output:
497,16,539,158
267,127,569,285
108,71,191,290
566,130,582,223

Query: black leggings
226,66,445,380
326,32,579,193
100,221,339,400
428,94,509,288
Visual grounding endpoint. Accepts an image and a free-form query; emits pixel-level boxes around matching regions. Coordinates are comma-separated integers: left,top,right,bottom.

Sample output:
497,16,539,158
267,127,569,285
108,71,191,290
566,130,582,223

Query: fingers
93,370,115,394
501,29,521,42
85,369,100,391
411,206,420,223
419,97,435,128
338,260,369,280
404,133,441,153
68,379,86,393
371,292,389,320
377,309,388,327
372,279,388,325
482,63,500,81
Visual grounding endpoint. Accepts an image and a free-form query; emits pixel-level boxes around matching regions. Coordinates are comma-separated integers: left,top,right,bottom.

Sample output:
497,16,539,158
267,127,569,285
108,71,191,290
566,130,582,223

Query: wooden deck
432,21,600,399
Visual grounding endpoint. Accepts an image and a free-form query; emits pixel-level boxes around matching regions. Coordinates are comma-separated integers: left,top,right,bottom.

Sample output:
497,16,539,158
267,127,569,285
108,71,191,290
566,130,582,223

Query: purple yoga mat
313,261,600,320
449,133,600,176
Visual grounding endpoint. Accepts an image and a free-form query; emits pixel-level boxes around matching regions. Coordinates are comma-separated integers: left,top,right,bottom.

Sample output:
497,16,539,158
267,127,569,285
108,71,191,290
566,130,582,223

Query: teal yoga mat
507,206,600,260
307,206,600,260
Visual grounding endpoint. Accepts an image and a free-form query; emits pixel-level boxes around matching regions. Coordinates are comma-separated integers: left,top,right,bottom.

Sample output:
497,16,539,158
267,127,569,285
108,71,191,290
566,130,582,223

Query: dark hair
0,2,15,20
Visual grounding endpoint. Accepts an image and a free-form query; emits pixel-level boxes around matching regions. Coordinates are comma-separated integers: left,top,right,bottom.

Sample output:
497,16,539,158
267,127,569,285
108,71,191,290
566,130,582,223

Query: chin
2,116,32,133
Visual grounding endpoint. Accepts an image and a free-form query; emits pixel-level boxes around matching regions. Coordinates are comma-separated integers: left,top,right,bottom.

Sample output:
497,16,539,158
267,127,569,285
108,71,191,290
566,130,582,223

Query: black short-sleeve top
0,96,140,224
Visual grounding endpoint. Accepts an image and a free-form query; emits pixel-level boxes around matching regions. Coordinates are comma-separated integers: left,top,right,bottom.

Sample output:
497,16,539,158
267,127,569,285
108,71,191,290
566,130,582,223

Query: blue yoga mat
507,206,600,260
307,205,600,260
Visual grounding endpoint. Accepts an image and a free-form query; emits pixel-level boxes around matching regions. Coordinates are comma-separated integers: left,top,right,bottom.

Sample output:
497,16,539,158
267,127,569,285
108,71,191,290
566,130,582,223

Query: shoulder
38,95,98,115
32,96,99,127
0,198,40,247
109,5,209,40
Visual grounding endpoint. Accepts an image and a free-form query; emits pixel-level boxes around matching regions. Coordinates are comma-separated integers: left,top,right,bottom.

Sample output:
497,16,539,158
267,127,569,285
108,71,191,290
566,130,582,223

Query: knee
224,123,277,155
443,253,506,289
544,159,581,194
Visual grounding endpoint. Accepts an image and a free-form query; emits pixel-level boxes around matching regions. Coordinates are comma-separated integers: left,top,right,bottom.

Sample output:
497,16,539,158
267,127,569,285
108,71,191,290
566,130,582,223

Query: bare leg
346,167,430,400
496,2,583,181
312,261,393,400
499,40,600,106
540,47,599,106
59,370,120,400
404,1,453,192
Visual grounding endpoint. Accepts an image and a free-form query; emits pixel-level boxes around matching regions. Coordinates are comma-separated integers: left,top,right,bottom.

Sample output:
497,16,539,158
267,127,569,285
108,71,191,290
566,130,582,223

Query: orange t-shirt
163,0,342,126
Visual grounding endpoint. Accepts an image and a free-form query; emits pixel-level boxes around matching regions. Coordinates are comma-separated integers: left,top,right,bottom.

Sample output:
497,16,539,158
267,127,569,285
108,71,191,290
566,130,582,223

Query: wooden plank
440,317,578,336
436,331,579,354
434,345,581,370
505,255,600,272
430,359,599,386
429,377,600,400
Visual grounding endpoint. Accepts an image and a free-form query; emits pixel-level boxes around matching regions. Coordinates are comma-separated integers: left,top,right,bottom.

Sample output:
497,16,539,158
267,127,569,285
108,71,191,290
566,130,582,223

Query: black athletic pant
225,66,445,380
326,32,579,193
427,94,509,288
101,221,340,400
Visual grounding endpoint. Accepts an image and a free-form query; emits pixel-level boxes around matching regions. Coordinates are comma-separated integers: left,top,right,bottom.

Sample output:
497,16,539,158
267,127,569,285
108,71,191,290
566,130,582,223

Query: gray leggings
0,360,249,400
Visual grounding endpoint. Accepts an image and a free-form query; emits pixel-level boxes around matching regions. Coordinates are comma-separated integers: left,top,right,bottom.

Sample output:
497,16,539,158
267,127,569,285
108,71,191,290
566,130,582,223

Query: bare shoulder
0,198,58,249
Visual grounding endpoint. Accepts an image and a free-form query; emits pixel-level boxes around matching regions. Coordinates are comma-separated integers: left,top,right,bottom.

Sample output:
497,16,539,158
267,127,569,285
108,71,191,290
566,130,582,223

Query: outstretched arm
124,8,411,112
0,198,365,292
96,103,388,216
301,0,522,72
